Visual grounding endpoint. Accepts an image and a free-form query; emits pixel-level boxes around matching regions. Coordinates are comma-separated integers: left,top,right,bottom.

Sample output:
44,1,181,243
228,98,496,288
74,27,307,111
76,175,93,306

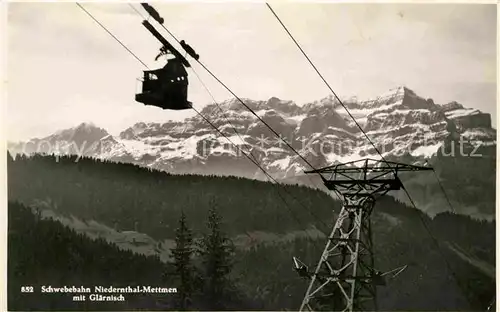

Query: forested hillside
9,201,256,310
8,153,335,238
9,201,172,310
7,153,495,310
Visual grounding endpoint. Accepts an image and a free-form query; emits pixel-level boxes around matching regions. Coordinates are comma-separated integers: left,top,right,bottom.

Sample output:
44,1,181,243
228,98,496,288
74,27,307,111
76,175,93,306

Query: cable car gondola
135,50,192,110
135,19,193,110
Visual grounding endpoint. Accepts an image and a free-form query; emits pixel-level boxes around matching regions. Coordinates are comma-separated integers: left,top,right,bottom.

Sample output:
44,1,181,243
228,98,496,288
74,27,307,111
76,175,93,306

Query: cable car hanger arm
141,3,199,62
141,20,191,67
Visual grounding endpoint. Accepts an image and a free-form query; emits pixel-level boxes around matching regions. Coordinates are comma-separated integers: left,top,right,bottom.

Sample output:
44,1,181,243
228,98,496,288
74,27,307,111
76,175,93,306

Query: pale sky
5,2,497,141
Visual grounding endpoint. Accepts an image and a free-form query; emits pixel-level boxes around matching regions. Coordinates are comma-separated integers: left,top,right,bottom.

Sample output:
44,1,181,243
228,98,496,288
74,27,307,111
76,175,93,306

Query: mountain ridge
8,86,496,217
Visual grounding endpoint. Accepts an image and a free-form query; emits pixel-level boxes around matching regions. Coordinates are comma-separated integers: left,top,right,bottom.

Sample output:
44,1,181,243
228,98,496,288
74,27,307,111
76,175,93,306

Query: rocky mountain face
8,86,496,217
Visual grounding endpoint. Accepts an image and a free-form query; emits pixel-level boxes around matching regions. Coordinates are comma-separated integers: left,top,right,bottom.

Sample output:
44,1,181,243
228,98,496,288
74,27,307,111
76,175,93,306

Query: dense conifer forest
7,153,495,310
9,201,171,310
9,201,254,310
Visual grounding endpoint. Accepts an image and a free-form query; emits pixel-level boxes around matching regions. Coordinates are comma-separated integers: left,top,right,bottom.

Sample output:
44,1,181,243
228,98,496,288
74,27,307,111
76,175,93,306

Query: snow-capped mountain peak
8,86,495,181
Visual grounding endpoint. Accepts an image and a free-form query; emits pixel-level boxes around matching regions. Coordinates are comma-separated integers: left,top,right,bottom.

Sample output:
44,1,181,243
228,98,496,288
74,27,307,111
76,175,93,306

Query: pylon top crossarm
304,158,433,196
304,158,433,175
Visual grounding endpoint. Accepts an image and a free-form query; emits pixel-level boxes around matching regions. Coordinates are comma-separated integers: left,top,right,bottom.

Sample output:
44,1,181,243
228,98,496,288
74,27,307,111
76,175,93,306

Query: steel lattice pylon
298,158,432,312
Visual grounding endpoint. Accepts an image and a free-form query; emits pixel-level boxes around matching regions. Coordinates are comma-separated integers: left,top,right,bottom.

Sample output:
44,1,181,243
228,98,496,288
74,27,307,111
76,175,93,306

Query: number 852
21,286,34,293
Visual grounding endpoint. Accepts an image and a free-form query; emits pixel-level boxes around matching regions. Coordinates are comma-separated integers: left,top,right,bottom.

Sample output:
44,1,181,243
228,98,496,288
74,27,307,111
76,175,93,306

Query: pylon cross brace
297,158,432,312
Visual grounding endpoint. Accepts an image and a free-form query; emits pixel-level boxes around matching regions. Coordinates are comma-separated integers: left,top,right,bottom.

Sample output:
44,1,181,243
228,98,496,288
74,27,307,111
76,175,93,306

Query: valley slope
7,154,496,310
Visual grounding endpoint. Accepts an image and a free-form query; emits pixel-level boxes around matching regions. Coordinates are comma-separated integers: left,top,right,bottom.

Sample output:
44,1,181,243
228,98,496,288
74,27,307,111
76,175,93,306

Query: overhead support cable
76,3,148,68
136,3,318,172
77,3,333,245
130,2,328,199
265,3,472,308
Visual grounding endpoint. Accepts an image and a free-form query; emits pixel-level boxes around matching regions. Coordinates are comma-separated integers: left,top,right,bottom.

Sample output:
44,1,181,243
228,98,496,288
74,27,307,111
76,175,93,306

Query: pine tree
170,211,195,310
7,151,14,163
197,200,235,309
